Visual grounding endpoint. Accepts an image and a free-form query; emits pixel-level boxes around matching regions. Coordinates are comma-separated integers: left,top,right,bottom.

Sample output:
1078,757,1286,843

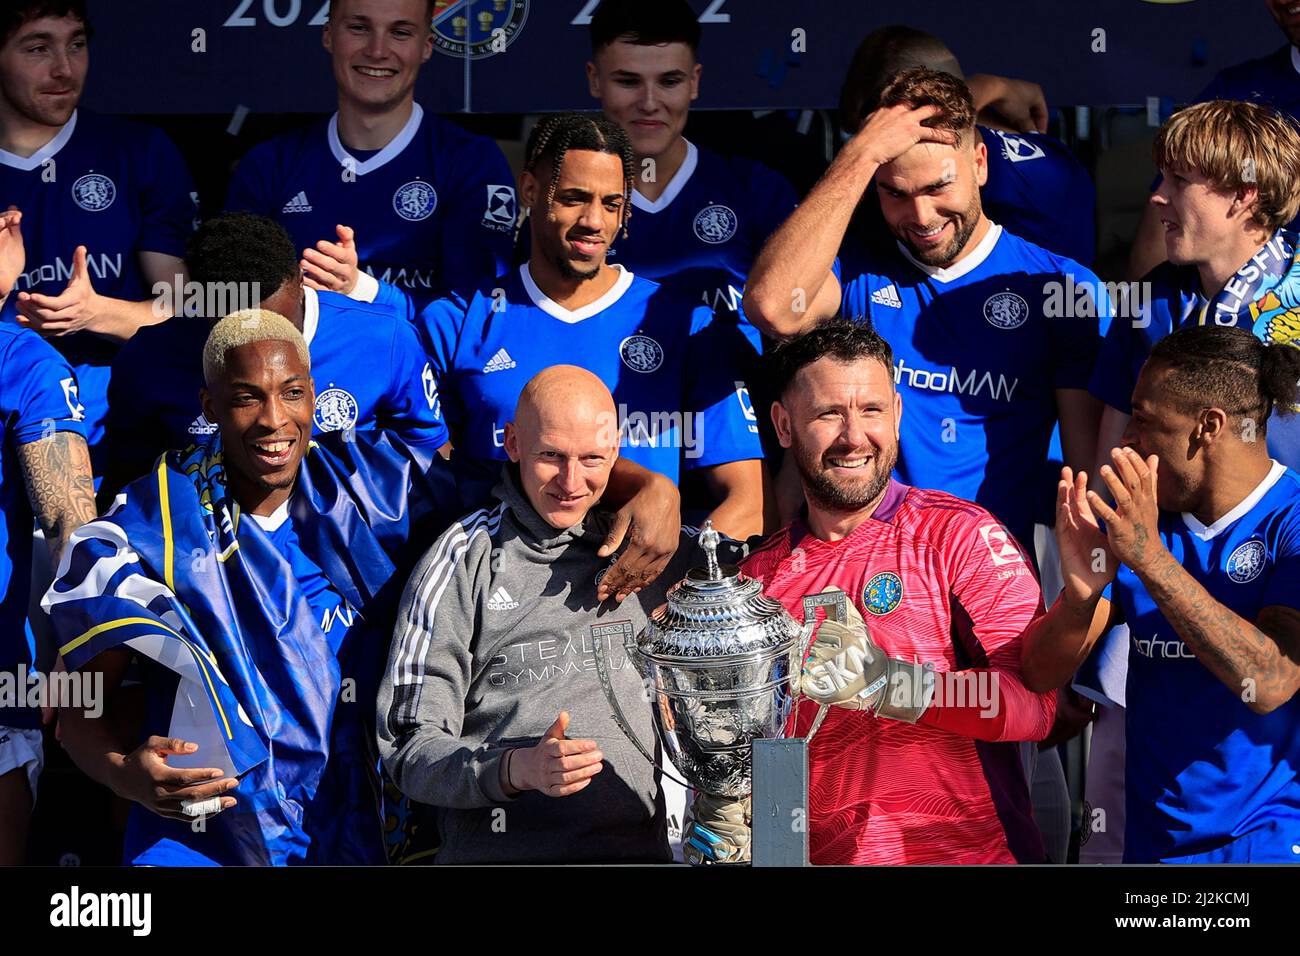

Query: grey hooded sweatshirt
377,466,740,864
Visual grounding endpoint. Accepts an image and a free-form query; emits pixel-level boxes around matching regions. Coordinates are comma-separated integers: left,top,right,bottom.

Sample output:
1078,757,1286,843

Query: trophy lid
640,521,802,661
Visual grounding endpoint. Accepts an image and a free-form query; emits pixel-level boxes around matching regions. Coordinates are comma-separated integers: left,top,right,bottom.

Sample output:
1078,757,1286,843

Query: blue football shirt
0,110,196,471
102,288,447,494
1088,240,1300,470
606,140,798,352
225,104,515,309
841,224,1110,550
419,264,763,483
0,324,87,729
1115,462,1300,863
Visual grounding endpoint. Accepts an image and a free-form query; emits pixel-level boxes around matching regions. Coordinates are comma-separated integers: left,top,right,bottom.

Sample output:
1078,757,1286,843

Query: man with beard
419,112,767,538
0,0,194,476
44,309,682,866
744,68,1108,558
684,320,1059,865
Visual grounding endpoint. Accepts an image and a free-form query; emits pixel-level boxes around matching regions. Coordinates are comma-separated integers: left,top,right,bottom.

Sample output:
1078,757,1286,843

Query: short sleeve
414,293,472,434
223,139,279,217
684,313,764,470
136,127,198,258
380,317,450,448
438,136,516,298
0,330,87,445
1262,509,1300,610
1049,261,1108,391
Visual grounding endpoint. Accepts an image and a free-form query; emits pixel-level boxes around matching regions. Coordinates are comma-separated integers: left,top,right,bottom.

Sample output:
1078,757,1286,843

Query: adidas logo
188,414,218,436
870,284,902,308
282,191,312,214
483,348,517,373
487,586,519,611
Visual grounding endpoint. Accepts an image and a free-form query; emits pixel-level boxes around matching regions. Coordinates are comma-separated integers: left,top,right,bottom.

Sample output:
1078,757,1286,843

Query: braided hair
1148,324,1300,434
522,112,636,240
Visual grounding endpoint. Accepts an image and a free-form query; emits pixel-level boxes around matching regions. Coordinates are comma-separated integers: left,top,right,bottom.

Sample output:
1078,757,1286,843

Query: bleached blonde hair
202,309,311,385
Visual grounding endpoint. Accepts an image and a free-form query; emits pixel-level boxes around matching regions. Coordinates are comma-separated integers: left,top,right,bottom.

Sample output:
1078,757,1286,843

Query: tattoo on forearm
1140,551,1300,705
19,430,97,562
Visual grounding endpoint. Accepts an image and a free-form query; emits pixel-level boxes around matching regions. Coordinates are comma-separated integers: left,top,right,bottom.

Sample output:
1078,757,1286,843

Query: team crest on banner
983,291,1029,330
72,173,116,211
619,334,664,373
693,204,738,244
863,572,903,616
432,0,529,59
394,181,438,222
314,387,359,431
1226,539,1267,584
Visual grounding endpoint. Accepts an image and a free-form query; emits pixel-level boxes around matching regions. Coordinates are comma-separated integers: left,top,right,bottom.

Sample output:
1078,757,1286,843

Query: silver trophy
594,522,812,799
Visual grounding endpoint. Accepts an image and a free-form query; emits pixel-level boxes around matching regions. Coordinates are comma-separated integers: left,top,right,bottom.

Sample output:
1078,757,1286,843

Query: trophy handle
791,619,831,744
591,620,692,791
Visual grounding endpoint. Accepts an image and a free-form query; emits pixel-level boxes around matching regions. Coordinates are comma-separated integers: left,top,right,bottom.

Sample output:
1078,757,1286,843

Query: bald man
377,365,747,864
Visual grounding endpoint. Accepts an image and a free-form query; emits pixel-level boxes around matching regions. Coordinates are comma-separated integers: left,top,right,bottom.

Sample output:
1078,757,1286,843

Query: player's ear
1231,185,1259,223
519,169,540,210
200,387,216,425
504,422,520,462
972,138,989,188
893,388,903,441
586,60,601,100
689,62,702,102
771,400,792,449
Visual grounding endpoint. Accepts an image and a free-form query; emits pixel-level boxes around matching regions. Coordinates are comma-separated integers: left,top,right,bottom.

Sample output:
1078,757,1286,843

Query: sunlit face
876,135,987,266
523,148,626,281
323,0,432,114
773,356,902,513
1151,164,1247,269
202,340,315,507
505,402,618,529
1121,361,1206,513
0,15,87,127
587,39,699,160
1266,0,1300,47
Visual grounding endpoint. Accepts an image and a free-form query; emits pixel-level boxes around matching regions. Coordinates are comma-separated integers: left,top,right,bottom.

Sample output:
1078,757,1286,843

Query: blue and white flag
44,430,469,865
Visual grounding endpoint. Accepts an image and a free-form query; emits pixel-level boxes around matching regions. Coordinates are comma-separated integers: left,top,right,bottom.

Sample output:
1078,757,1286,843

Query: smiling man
45,310,682,866
225,0,514,308
583,0,798,354
1091,99,1300,471
0,0,195,474
379,365,742,864
687,320,1059,865
420,111,767,537
745,67,1109,559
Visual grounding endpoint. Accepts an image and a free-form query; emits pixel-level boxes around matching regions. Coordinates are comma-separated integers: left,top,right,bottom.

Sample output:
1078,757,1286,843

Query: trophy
594,522,814,819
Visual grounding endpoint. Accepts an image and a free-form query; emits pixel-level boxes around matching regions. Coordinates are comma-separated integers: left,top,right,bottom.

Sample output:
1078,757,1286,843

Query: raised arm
743,104,955,338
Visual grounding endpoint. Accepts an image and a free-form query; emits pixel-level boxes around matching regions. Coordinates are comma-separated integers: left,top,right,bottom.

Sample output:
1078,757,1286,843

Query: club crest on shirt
693,204,738,244
72,173,116,212
983,291,1029,330
394,181,438,222
863,572,903,616
1226,539,1267,584
314,387,360,431
619,334,664,373
431,0,530,60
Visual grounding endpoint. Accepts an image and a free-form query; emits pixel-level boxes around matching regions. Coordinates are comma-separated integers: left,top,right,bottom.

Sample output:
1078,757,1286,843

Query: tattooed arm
1134,551,1300,713
1088,446,1300,713
18,431,98,565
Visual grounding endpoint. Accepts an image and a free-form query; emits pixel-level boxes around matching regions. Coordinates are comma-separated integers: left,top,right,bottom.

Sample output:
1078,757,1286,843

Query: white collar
327,103,423,176
632,140,698,214
0,109,78,171
896,221,1003,283
519,262,635,324
1181,460,1286,541
249,499,291,532
302,287,320,345
1291,45,1300,75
